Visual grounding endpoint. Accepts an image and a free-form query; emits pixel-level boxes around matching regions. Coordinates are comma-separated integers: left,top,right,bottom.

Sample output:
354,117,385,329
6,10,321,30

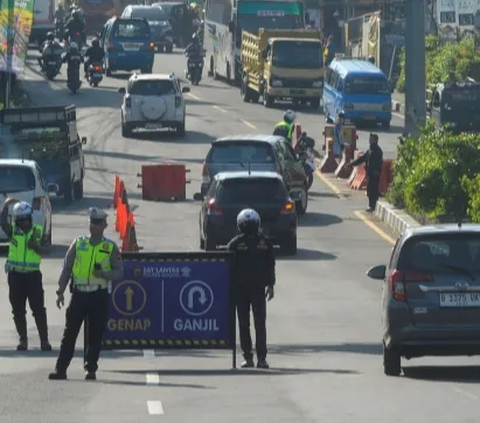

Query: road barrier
347,151,368,190
379,159,394,195
334,144,354,179
87,251,237,368
322,124,358,152
113,175,140,252
137,164,191,201
319,138,338,173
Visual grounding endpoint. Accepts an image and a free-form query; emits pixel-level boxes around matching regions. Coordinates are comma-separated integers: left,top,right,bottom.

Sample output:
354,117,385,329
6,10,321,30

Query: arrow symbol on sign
125,286,134,311
188,286,207,308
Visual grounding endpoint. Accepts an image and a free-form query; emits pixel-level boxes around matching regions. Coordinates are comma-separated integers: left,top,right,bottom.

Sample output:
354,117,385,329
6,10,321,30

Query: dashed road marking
143,349,155,358
212,105,227,113
187,92,201,100
146,373,160,385
354,210,396,245
147,400,164,415
454,387,477,401
241,119,257,130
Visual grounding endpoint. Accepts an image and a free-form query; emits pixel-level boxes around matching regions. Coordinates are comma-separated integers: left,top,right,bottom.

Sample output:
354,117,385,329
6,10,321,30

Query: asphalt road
1,50,479,423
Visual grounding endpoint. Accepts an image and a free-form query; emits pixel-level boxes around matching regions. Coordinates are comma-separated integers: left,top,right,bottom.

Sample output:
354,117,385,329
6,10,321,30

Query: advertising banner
101,252,235,351
0,0,35,73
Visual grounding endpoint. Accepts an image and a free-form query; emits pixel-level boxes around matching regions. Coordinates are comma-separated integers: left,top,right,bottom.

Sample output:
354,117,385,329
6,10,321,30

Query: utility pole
404,0,426,135
5,0,15,108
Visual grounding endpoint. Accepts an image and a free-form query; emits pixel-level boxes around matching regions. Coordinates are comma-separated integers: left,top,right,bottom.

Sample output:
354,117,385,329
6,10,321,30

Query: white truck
30,0,55,45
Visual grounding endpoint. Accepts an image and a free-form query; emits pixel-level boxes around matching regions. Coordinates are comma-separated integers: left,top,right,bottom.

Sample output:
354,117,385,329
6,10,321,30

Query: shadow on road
277,248,336,261
308,191,341,199
127,129,213,144
298,212,342,227
403,365,480,383
101,379,212,389
267,342,382,356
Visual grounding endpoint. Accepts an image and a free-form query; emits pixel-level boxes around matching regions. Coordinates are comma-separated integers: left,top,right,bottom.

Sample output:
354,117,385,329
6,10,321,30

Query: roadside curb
374,200,421,234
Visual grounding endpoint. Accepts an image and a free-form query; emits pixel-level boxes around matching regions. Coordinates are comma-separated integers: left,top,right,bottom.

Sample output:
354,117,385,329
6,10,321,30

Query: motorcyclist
273,110,296,142
65,10,85,45
83,38,104,78
55,3,66,20
185,33,203,78
37,32,62,70
62,42,83,83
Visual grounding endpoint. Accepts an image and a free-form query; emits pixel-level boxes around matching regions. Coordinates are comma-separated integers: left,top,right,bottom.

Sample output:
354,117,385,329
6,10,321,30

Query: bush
387,123,480,222
462,175,480,223
396,36,480,93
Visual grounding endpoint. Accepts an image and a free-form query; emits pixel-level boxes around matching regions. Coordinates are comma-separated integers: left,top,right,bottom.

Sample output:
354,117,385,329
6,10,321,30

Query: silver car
367,224,480,376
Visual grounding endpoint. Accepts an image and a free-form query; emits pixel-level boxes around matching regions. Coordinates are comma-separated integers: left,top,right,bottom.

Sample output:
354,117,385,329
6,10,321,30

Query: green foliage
462,175,480,223
396,36,480,93
388,123,480,221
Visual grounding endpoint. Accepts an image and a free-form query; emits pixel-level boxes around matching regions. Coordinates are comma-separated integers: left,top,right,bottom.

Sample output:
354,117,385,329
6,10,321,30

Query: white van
30,0,55,45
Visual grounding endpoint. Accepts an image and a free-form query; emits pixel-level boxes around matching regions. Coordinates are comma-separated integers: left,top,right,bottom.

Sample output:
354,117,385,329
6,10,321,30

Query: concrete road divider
319,138,338,173
348,151,368,190
334,144,354,179
137,164,191,201
322,124,358,152
379,159,394,195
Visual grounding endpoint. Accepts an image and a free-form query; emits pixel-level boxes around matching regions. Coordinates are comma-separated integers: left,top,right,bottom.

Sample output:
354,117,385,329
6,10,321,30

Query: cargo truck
241,28,323,108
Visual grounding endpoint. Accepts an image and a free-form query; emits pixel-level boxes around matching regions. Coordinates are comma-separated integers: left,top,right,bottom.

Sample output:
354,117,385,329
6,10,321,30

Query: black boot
85,371,96,380
48,369,67,380
35,314,52,351
257,358,269,369
13,316,28,351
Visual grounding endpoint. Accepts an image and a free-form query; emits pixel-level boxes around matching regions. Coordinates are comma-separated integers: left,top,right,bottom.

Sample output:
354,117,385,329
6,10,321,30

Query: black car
194,171,298,255
122,5,174,52
200,134,309,214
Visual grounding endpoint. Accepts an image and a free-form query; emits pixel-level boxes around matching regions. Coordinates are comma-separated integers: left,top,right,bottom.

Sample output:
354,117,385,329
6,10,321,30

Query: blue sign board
101,252,234,350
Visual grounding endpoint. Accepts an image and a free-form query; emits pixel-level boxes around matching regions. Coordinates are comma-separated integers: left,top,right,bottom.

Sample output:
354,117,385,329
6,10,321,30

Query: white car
0,159,53,245
119,73,190,137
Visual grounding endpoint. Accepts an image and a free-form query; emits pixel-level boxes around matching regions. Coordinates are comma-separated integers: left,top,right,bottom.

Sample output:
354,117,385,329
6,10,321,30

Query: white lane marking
454,387,477,401
212,105,227,113
241,119,257,129
146,373,160,385
187,92,201,100
143,349,155,358
147,400,164,415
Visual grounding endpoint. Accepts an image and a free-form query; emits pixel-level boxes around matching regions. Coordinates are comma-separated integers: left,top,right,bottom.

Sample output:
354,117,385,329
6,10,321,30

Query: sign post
86,252,236,368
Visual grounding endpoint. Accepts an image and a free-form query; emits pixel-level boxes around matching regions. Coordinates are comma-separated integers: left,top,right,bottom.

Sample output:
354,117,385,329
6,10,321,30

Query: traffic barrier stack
322,124,358,152
379,159,394,196
112,175,141,252
334,144,354,179
137,164,191,201
319,138,338,173
348,151,368,190
292,123,302,149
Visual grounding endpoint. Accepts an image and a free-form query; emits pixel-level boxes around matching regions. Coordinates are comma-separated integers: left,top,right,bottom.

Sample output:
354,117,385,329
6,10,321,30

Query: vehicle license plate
122,43,140,51
48,61,57,65
290,89,305,95
439,292,480,307
145,123,162,129
363,115,375,120
92,73,102,78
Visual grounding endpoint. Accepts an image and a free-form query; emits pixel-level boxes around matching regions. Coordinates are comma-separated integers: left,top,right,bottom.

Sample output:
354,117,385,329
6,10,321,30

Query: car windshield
209,142,274,163
443,90,480,110
129,80,176,96
398,234,480,272
345,76,390,95
132,7,168,20
272,41,322,68
0,166,36,193
217,178,286,203
115,21,150,38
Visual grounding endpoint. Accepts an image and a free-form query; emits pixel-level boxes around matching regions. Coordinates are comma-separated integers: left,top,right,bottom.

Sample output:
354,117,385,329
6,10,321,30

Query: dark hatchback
194,171,298,255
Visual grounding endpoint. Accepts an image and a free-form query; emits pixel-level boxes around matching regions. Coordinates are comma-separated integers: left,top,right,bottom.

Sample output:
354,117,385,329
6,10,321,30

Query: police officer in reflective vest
273,109,296,143
0,198,52,351
227,209,275,369
49,208,123,381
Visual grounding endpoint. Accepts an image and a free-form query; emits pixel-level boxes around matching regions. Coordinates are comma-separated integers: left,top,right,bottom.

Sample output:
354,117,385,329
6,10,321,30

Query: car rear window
129,80,176,96
131,7,168,21
217,178,286,203
209,142,274,163
0,166,36,193
398,234,480,271
115,21,150,39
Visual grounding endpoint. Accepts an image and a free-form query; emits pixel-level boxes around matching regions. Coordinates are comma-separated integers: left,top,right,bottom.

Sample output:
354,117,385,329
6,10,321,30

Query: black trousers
367,174,380,209
56,289,109,373
236,287,267,360
8,271,49,341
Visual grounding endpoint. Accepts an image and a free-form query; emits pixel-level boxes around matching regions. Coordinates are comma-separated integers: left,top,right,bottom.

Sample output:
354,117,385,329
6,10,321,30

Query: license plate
363,115,376,120
48,61,56,65
439,292,480,307
92,73,102,78
122,43,140,51
145,123,162,129
290,89,305,95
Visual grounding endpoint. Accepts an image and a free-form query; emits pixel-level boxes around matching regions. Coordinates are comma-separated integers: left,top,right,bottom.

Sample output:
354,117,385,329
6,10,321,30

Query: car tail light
343,103,354,109
75,32,81,36
207,198,222,215
280,201,295,214
201,162,210,185
150,41,155,50
175,95,181,107
32,197,43,211
125,96,131,108
389,269,433,301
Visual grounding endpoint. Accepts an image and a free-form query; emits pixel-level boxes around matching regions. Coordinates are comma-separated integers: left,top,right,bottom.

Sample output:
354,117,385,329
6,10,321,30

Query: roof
271,37,321,43
214,171,283,181
404,224,480,238
213,134,285,144
329,59,385,78
128,4,158,8
130,73,177,81
0,159,37,169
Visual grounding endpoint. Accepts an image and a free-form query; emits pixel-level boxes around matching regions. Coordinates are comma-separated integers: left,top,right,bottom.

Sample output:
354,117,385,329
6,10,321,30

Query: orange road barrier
348,151,368,190
319,138,338,173
137,164,190,201
322,124,358,151
334,144,354,179
122,212,141,252
379,159,394,196
113,175,120,209
292,123,302,149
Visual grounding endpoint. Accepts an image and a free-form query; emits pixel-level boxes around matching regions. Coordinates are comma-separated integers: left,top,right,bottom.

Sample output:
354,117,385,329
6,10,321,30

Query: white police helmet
237,208,261,235
12,201,33,220
283,109,296,123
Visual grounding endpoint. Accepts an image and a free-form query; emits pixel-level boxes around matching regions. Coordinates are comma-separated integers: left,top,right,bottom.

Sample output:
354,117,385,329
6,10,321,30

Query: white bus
203,0,306,84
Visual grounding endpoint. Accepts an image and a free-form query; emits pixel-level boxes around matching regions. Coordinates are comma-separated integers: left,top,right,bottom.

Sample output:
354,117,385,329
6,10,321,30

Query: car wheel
121,116,132,138
382,120,391,130
166,44,173,53
295,188,308,215
383,343,401,376
311,99,320,109
205,237,216,251
281,235,297,256
73,179,84,200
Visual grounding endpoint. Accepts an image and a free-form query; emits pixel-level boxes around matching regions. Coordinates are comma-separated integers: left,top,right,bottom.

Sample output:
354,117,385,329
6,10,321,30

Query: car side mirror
118,87,126,94
367,265,386,280
193,193,204,201
182,86,190,93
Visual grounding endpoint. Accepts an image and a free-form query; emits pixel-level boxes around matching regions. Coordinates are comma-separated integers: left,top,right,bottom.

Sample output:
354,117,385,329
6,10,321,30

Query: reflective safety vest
7,224,43,272
274,121,294,141
71,236,114,288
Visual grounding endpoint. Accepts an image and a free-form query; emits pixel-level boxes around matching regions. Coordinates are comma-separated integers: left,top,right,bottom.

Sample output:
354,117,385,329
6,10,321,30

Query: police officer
273,110,296,143
0,198,52,351
227,209,275,369
83,38,105,78
48,208,123,381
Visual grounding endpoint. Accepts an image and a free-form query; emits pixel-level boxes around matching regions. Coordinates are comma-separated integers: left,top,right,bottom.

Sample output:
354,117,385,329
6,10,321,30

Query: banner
101,252,235,350
0,0,35,73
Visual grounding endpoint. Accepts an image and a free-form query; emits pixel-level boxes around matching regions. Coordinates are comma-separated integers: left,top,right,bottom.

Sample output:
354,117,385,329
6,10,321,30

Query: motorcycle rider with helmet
83,38,105,78
227,209,275,369
63,42,83,84
185,33,204,78
38,32,62,70
65,10,86,46
273,109,296,143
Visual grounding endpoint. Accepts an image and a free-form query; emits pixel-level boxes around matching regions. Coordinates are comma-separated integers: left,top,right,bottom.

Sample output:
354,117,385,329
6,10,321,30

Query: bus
203,0,306,84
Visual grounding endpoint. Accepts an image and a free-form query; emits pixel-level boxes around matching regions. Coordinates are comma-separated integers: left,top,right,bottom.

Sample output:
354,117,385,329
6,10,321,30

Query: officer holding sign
228,209,275,369
49,208,123,381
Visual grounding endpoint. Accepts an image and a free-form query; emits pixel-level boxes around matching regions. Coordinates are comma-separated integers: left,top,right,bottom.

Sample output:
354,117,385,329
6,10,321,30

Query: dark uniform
83,43,104,75
228,232,275,368
351,133,383,211
49,208,123,381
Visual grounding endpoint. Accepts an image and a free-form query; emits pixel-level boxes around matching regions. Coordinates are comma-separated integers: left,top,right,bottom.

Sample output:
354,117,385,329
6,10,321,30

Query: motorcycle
295,132,316,190
185,50,205,85
39,44,63,80
67,55,82,93
67,31,84,50
87,62,103,87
